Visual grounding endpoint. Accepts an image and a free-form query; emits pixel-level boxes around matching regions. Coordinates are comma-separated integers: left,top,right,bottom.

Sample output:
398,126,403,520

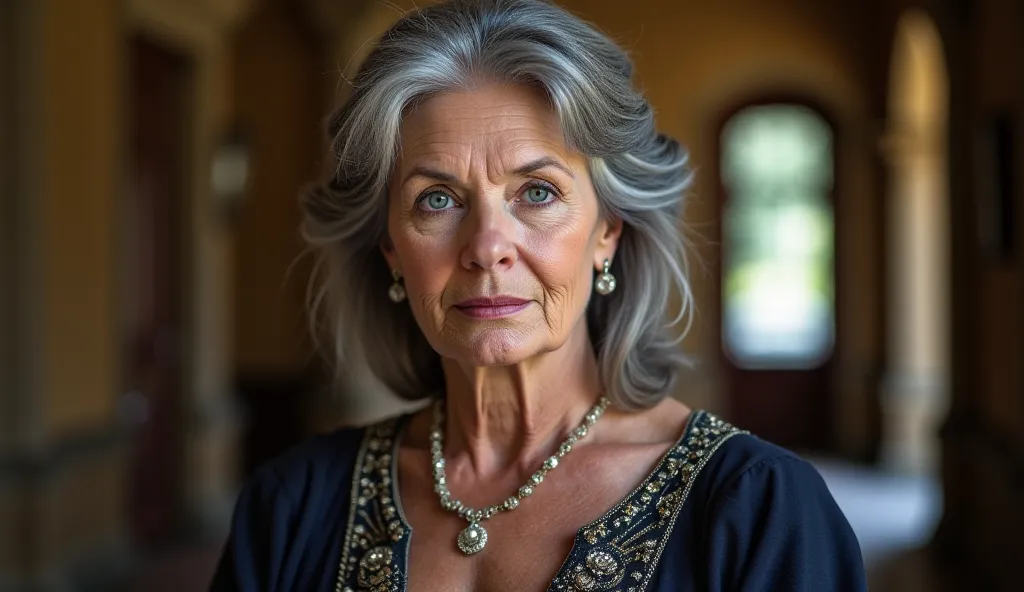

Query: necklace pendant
457,522,488,555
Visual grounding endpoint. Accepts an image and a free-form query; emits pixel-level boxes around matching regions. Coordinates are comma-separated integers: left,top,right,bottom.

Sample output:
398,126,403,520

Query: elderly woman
211,0,865,590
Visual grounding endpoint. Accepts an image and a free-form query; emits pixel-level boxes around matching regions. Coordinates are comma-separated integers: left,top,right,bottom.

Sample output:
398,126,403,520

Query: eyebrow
402,156,575,186
512,156,575,179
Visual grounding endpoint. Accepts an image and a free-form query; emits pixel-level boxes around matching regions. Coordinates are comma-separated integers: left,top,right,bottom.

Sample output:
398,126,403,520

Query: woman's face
383,83,621,367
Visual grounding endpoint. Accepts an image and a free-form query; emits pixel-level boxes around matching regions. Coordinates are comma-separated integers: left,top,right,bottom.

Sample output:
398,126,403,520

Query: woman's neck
439,325,603,479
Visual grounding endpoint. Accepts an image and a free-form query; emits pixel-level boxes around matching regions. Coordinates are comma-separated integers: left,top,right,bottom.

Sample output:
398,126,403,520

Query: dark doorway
123,35,189,548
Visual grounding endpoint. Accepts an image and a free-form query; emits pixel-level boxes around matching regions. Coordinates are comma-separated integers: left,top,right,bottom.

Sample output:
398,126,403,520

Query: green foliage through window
721,104,835,369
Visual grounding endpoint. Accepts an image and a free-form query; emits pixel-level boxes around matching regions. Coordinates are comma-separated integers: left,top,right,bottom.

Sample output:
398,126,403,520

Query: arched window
720,104,835,369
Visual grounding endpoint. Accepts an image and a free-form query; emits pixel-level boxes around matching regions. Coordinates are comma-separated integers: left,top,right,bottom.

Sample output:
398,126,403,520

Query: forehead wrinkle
490,140,570,182
404,92,562,142
397,133,471,182
397,88,575,189
402,133,573,189
405,108,548,142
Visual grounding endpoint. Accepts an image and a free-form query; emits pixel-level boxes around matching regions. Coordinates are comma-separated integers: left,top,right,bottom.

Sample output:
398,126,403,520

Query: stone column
879,123,951,475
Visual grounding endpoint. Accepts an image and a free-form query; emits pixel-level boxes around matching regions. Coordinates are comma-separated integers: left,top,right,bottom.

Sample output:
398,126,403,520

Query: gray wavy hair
302,0,694,410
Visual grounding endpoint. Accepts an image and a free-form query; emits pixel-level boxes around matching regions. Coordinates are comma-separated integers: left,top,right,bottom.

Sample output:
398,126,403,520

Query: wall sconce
211,127,251,226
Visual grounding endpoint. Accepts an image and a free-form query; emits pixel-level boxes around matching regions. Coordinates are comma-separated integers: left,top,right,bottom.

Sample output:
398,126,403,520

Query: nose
460,203,517,271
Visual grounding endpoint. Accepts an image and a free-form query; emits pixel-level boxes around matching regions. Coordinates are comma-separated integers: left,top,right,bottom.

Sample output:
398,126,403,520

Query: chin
446,328,545,367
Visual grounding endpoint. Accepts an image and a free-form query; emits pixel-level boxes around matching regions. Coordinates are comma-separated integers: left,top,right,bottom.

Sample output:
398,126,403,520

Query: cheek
393,237,452,334
392,225,458,297
523,215,597,302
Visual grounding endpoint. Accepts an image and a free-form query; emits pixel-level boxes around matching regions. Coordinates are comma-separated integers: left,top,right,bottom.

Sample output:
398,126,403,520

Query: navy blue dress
209,410,866,591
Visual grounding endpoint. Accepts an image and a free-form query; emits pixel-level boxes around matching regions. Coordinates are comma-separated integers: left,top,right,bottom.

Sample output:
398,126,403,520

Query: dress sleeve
209,465,297,592
703,455,867,592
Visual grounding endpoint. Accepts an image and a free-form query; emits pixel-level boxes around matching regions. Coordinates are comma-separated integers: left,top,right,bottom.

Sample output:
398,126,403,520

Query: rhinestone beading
456,523,488,555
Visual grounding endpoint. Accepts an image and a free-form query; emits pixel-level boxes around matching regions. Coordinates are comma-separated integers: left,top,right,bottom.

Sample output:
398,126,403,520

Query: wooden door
123,35,188,547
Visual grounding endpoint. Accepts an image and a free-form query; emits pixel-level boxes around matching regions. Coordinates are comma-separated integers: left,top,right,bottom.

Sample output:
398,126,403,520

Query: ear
380,236,399,272
594,215,624,269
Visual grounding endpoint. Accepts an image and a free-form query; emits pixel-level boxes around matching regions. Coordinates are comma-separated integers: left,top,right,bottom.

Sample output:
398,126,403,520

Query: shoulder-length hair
302,0,695,410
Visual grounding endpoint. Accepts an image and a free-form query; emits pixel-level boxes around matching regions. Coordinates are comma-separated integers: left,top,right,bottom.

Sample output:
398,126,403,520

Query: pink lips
453,296,531,319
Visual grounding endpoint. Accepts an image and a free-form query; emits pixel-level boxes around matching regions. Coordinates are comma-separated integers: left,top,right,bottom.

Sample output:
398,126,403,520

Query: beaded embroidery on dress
335,419,410,592
334,410,745,592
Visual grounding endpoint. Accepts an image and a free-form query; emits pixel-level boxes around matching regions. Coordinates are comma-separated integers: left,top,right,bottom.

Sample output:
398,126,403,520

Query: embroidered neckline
548,411,745,591
335,418,410,592
335,410,746,592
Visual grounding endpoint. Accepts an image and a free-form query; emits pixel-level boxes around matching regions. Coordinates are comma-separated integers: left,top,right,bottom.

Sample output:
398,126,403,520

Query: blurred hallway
2,0,1022,590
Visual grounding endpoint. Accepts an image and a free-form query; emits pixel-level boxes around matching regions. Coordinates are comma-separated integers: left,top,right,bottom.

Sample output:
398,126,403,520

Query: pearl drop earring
388,269,407,303
594,259,616,295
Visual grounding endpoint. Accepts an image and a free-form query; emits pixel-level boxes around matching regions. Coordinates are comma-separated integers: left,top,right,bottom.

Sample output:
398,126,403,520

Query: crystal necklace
429,396,611,555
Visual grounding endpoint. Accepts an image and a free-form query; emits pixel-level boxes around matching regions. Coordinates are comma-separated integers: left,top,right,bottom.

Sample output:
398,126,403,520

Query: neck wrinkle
439,325,602,479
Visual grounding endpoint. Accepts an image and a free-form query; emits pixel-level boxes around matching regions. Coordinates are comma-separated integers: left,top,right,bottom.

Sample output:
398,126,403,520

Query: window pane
721,105,835,369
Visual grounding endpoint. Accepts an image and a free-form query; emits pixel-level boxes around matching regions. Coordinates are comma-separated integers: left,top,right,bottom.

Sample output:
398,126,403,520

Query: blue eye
524,186,554,204
420,191,454,211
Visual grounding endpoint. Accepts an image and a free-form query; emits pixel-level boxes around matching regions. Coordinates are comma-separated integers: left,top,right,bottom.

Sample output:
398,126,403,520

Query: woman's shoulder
667,409,827,497
680,411,858,542
681,411,866,589
617,404,806,496
683,411,823,499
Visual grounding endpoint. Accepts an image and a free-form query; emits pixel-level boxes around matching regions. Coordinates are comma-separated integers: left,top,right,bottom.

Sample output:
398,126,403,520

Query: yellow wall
41,0,121,436
231,2,322,374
